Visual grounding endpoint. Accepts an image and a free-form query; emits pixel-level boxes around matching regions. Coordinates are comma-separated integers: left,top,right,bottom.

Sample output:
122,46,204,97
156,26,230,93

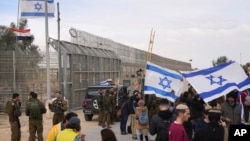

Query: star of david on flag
144,62,184,102
181,61,250,103
20,0,55,18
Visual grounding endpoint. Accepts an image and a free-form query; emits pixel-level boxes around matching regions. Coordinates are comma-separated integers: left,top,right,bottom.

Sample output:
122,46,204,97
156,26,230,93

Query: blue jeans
120,115,129,133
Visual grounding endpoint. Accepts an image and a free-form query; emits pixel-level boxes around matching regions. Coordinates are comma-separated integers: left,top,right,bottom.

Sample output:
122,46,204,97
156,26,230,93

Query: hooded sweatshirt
149,110,173,141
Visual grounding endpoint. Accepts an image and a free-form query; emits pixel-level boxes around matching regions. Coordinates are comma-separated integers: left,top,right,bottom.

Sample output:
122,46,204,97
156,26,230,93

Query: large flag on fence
181,61,250,103
9,28,32,40
144,62,184,102
20,0,55,18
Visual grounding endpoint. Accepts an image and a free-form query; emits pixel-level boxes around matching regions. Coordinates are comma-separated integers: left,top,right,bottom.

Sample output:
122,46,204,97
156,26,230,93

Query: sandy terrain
0,110,67,141
0,109,156,141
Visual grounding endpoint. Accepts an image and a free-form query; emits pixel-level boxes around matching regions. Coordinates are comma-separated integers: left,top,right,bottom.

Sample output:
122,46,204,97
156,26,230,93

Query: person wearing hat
55,117,85,141
168,103,190,141
221,90,241,127
193,110,225,141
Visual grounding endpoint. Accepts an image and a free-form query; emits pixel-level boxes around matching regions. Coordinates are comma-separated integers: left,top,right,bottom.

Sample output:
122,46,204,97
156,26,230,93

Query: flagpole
57,2,62,92
14,0,21,92
45,0,51,99
143,29,155,91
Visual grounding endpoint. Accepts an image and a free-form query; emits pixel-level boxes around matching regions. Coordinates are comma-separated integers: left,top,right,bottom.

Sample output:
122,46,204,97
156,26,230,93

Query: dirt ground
0,109,83,141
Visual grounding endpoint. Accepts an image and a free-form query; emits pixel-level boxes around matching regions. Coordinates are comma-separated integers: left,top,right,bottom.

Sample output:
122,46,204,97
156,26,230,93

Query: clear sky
1,0,250,69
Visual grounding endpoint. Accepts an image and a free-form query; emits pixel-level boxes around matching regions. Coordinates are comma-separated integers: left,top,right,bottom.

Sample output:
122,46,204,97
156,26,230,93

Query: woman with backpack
135,99,149,141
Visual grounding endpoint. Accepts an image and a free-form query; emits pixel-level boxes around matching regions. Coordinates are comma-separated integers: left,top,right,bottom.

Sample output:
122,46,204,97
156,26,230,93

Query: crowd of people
5,86,250,141
114,86,250,141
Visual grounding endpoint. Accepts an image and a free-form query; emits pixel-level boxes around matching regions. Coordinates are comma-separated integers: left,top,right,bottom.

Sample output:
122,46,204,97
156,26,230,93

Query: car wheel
92,98,99,110
84,114,93,121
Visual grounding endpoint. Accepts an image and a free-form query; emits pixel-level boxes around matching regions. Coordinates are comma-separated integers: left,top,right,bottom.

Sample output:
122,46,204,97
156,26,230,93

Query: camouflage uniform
110,90,117,123
5,98,21,141
97,90,105,126
49,98,68,125
148,99,159,122
103,90,112,128
26,96,47,141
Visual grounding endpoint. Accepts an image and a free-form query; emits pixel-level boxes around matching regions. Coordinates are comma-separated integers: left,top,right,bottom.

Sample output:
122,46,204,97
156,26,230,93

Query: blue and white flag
181,61,250,103
100,80,109,86
20,0,55,18
144,62,184,102
238,92,245,124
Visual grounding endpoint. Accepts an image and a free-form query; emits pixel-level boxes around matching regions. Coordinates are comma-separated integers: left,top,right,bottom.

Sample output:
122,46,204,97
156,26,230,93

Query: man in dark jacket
193,109,225,141
119,92,130,135
149,99,173,141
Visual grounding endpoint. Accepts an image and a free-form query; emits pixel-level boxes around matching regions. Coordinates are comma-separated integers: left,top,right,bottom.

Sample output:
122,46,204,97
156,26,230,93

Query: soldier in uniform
5,93,22,141
148,95,159,122
110,88,116,124
25,92,47,141
97,89,105,126
49,91,68,125
102,89,112,128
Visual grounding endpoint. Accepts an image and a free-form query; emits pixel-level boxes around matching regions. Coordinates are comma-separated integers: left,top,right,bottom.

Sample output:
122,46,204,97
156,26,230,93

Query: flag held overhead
144,62,184,102
181,61,250,103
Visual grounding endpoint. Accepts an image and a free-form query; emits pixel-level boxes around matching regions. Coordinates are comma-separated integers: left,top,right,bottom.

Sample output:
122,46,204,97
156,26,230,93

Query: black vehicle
82,85,128,121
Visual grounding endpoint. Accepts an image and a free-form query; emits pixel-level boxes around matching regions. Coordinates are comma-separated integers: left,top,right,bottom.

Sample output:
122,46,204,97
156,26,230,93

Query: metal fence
0,29,192,112
0,50,59,112
50,39,121,109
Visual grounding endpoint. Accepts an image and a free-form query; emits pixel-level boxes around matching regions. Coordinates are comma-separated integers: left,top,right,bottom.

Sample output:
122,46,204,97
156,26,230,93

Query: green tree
212,56,232,66
242,62,250,75
0,19,42,67
0,25,16,50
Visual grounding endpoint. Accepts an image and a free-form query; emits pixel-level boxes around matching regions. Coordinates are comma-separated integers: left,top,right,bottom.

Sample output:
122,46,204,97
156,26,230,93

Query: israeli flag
20,0,55,17
181,61,250,103
144,62,184,102
100,80,109,86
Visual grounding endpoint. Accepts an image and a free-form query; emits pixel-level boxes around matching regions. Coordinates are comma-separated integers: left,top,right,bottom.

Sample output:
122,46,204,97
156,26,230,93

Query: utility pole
45,0,51,99
57,2,62,92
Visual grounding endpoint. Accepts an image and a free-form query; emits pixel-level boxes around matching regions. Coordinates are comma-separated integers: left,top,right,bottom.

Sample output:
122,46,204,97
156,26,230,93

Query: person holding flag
144,62,184,103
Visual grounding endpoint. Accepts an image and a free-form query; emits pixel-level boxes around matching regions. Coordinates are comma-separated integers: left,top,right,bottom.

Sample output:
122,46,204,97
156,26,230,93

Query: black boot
140,135,143,141
145,135,149,141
